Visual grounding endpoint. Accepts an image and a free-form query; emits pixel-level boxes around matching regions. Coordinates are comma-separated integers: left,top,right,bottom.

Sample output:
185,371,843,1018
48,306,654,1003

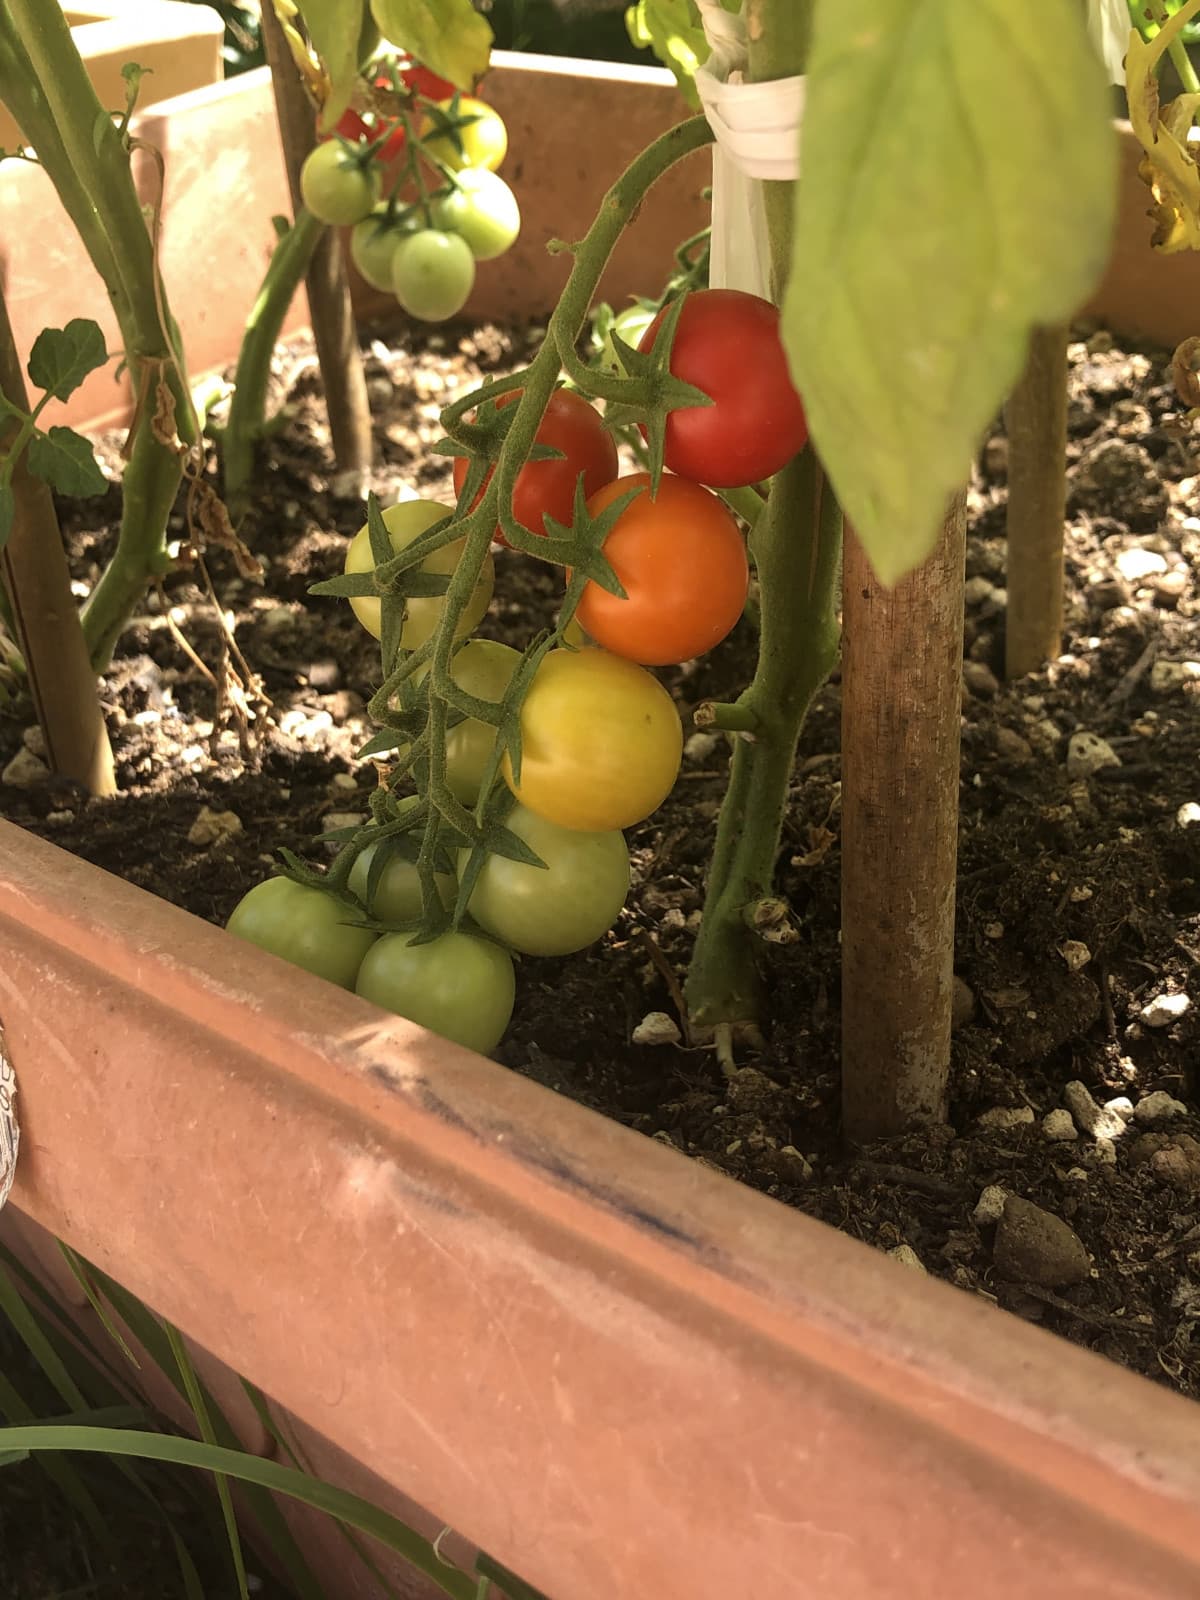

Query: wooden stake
840,491,966,1143
0,284,116,796
260,0,372,492
1004,323,1069,680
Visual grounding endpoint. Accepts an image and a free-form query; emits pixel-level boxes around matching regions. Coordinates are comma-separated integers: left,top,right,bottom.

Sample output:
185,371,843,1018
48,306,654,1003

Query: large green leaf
370,0,492,90
26,427,106,499
783,0,1117,585
26,319,108,403
294,0,368,132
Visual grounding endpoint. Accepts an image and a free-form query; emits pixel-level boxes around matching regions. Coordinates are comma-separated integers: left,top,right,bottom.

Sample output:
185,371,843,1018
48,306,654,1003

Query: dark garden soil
3,322,1199,1408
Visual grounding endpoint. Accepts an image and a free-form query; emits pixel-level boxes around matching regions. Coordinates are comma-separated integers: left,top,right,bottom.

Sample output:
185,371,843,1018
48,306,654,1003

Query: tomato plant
355,929,515,1055
349,213,412,291
577,472,748,666
638,288,808,487
502,648,682,832
299,138,380,226
391,228,476,322
226,878,376,989
421,95,508,171
431,167,520,262
343,499,494,646
453,388,618,545
349,840,454,922
431,638,521,803
461,804,630,957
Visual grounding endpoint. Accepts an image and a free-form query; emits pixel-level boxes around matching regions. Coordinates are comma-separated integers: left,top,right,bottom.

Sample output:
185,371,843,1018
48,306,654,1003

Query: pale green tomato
349,841,455,923
392,228,475,322
300,140,380,226
436,639,521,804
226,878,376,989
431,168,520,262
460,804,629,957
349,214,410,291
342,499,494,645
356,930,515,1054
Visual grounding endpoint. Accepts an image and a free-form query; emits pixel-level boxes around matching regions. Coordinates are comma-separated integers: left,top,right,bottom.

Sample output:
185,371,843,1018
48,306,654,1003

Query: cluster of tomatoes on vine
227,287,807,1055
298,52,518,323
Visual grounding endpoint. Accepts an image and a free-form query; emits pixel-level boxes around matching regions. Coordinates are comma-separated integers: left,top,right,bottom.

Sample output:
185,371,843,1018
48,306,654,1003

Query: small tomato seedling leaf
26,428,106,499
369,0,493,92
27,321,108,403
783,0,1117,586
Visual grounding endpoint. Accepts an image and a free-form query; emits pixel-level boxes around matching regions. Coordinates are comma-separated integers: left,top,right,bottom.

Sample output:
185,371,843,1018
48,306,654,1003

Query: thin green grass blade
58,1243,141,1369
165,1321,249,1600
0,1425,480,1599
0,1365,119,1560
241,1378,407,1600
0,1258,89,1412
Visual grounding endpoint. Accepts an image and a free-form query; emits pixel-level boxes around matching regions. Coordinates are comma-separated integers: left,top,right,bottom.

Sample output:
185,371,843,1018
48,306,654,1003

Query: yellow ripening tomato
502,648,682,831
420,96,507,172
343,499,493,647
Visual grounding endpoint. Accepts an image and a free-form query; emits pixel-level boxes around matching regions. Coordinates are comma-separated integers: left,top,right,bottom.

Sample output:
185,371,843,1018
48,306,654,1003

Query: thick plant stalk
840,492,966,1143
260,0,373,493
0,0,194,671
223,208,326,514
1004,322,1069,679
684,0,842,1042
0,287,116,795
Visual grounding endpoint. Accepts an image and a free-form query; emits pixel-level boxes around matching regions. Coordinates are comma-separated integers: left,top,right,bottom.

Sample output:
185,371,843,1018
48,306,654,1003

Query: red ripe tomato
453,388,618,546
577,473,748,666
402,61,458,100
333,98,406,163
638,288,807,488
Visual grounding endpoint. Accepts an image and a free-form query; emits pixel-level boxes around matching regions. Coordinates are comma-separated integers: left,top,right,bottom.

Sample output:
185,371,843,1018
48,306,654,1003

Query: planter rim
3,818,1200,1599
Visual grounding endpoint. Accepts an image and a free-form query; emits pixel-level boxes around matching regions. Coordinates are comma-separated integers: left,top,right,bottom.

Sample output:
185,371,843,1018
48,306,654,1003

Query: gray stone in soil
993,1196,1092,1289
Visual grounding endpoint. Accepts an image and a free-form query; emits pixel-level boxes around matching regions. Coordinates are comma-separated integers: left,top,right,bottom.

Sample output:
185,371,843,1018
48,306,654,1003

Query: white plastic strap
693,0,804,300
0,1041,17,1214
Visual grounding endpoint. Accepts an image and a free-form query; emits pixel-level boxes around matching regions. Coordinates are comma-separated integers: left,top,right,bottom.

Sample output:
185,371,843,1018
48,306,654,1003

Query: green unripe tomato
356,930,515,1055
342,498,494,645
226,878,376,989
420,639,520,804
349,214,411,291
300,140,380,227
392,228,475,322
431,168,520,262
349,841,455,923
460,804,630,957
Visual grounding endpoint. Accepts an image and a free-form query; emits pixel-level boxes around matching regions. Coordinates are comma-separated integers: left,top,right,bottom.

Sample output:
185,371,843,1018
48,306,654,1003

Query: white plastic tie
693,0,804,298
0,1036,17,1214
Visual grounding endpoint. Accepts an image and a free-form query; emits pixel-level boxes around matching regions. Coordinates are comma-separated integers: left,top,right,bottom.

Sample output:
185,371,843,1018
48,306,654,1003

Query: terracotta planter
2,820,1200,1600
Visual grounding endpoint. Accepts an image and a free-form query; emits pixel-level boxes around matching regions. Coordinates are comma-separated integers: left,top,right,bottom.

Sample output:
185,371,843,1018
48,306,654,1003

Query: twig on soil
853,1162,968,1200
1019,1285,1154,1334
1099,964,1118,1039
1106,636,1159,707
635,928,692,1047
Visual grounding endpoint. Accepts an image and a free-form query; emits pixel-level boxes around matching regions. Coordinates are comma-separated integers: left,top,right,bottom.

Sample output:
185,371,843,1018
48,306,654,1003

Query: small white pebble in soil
1103,1096,1135,1123
1060,940,1091,972
1150,659,1200,694
1069,884,1094,903
1064,1080,1127,1140
329,772,358,793
1065,1167,1089,1183
179,745,206,766
1140,991,1192,1029
984,921,1004,940
978,1105,1035,1130
261,605,294,634
1042,1109,1078,1142
632,1011,682,1047
187,806,243,849
994,727,1033,763
963,660,1000,699
684,730,719,764
1115,546,1169,583
1177,802,1200,829
1091,1136,1118,1166
887,1244,926,1273
323,812,365,837
1133,1090,1190,1125
22,725,46,756
963,576,995,607
1066,730,1121,779
1,747,48,788
973,1185,1008,1226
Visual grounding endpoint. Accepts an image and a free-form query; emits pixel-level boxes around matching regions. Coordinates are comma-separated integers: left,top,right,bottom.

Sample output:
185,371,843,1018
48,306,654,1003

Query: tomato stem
0,0,196,671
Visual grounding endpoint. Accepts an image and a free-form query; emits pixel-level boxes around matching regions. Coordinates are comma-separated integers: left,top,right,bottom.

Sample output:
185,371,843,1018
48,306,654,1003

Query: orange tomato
577,473,749,666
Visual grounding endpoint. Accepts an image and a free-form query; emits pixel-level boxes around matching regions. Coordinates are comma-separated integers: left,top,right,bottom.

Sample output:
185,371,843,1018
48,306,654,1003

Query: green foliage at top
626,0,739,105
783,0,1118,586
369,0,493,89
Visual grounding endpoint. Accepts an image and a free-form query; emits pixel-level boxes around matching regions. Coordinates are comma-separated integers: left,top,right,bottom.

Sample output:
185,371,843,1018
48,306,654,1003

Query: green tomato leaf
783,0,1118,586
294,0,368,133
26,428,107,499
369,0,492,91
625,0,738,108
0,483,13,554
27,320,108,402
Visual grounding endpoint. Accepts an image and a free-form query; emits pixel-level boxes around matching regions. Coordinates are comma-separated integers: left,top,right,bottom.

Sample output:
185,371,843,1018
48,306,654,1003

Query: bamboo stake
1005,323,1069,680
